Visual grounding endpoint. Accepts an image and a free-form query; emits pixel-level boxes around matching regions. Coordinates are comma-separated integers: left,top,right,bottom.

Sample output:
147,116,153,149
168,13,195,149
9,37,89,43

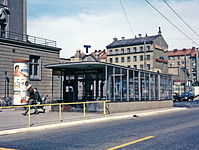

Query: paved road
0,107,199,150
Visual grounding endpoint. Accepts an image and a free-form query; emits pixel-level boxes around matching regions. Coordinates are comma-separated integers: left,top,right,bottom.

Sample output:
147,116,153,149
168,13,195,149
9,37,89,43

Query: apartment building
167,47,199,94
106,28,169,74
167,47,199,84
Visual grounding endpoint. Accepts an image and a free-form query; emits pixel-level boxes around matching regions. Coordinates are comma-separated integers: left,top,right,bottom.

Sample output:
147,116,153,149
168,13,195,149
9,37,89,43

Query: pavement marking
0,148,19,150
106,136,155,150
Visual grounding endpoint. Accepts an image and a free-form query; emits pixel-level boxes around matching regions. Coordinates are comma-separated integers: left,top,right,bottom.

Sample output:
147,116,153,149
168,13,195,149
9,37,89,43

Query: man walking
34,88,45,113
22,85,39,116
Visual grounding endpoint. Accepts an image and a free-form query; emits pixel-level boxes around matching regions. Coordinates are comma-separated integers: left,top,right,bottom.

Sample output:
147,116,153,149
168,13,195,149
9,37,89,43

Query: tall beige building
0,0,27,35
106,28,169,74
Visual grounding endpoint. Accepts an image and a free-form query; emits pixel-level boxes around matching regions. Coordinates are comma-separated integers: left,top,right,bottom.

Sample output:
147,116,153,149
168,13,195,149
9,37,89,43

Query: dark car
173,92,194,102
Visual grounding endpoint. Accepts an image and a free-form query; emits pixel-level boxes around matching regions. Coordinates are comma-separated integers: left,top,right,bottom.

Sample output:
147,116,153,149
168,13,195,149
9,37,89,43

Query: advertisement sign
13,60,29,105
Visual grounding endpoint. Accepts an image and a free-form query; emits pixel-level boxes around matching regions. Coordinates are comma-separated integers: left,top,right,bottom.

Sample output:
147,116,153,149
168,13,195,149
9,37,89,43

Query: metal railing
0,30,57,47
0,101,110,127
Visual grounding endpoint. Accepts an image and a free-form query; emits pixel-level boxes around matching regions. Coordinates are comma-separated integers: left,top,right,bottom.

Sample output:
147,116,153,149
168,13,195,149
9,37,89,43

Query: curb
0,107,187,136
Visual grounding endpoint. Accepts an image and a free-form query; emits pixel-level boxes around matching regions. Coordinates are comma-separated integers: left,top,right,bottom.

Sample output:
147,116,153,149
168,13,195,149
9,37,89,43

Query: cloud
28,0,199,58
28,11,133,58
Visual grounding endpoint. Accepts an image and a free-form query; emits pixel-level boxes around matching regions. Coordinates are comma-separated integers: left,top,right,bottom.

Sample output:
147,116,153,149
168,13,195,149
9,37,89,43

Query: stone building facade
0,0,62,102
0,36,61,101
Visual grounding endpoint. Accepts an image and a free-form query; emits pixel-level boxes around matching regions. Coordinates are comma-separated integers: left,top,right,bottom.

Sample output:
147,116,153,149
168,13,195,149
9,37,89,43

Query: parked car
173,92,194,102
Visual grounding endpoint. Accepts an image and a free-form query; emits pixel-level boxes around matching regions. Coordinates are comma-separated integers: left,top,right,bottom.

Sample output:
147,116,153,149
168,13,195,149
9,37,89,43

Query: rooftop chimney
121,37,125,40
158,27,162,35
113,37,117,41
138,34,142,38
192,47,195,50
174,49,177,52
182,48,186,51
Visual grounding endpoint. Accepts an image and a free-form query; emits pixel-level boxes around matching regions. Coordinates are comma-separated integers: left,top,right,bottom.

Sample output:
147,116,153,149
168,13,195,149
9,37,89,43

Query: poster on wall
13,60,29,105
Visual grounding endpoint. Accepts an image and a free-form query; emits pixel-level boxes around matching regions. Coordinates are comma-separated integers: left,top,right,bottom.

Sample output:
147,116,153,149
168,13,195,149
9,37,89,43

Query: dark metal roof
45,61,171,76
45,61,105,70
106,35,160,49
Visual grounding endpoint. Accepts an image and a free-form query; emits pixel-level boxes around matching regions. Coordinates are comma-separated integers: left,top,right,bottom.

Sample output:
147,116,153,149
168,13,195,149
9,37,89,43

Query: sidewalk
0,106,187,135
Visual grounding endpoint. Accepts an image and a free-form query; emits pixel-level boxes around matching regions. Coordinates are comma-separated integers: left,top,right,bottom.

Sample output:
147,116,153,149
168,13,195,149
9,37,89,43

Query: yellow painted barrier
0,101,110,127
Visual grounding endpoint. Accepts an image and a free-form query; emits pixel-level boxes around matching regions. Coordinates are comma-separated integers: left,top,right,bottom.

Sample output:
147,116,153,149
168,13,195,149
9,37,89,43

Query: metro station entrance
62,66,105,103
46,62,172,102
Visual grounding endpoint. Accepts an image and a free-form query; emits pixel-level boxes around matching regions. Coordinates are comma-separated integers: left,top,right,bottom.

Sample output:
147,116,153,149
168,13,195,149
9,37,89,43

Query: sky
27,0,199,58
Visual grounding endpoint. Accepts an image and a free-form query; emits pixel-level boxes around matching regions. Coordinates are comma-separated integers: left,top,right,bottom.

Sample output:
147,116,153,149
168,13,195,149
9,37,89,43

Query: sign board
13,60,29,105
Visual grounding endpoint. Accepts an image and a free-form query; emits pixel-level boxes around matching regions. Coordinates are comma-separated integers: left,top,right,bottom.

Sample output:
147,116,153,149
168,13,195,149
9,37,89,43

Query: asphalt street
0,106,199,150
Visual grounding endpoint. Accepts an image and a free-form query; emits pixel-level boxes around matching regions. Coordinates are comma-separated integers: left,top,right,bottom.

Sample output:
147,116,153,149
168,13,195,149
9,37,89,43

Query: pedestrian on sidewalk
22,84,39,116
34,88,45,113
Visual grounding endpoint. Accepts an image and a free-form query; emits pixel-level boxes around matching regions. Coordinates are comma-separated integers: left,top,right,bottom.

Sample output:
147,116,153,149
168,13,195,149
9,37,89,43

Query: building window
109,50,113,54
140,55,144,61
115,49,119,54
115,57,118,63
140,46,143,52
169,63,172,67
29,55,41,80
127,56,131,62
147,55,150,60
134,65,137,69
133,56,137,62
147,64,150,70
121,48,125,54
121,57,125,63
177,61,180,66
147,45,150,51
140,64,143,69
127,48,131,53
109,58,113,63
133,47,137,52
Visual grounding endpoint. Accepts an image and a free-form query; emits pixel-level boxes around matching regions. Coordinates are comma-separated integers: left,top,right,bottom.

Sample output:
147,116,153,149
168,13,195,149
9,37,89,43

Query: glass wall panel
106,65,172,102
155,75,159,100
134,71,139,101
168,76,173,99
115,67,121,101
122,69,127,101
140,72,145,100
150,74,155,100
107,66,113,100
145,73,150,100
129,70,134,101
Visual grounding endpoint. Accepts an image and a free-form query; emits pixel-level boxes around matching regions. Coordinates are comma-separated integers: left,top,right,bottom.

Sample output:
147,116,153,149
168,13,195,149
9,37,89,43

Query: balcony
0,30,57,47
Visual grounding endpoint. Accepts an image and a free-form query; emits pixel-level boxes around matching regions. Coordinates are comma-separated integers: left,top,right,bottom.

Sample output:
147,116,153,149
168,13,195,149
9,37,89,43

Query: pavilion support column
138,71,141,101
51,70,54,100
113,67,116,102
60,70,63,101
120,68,123,102
133,70,135,101
96,79,99,99
149,73,151,100
127,69,129,101
105,65,108,100
158,74,161,100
